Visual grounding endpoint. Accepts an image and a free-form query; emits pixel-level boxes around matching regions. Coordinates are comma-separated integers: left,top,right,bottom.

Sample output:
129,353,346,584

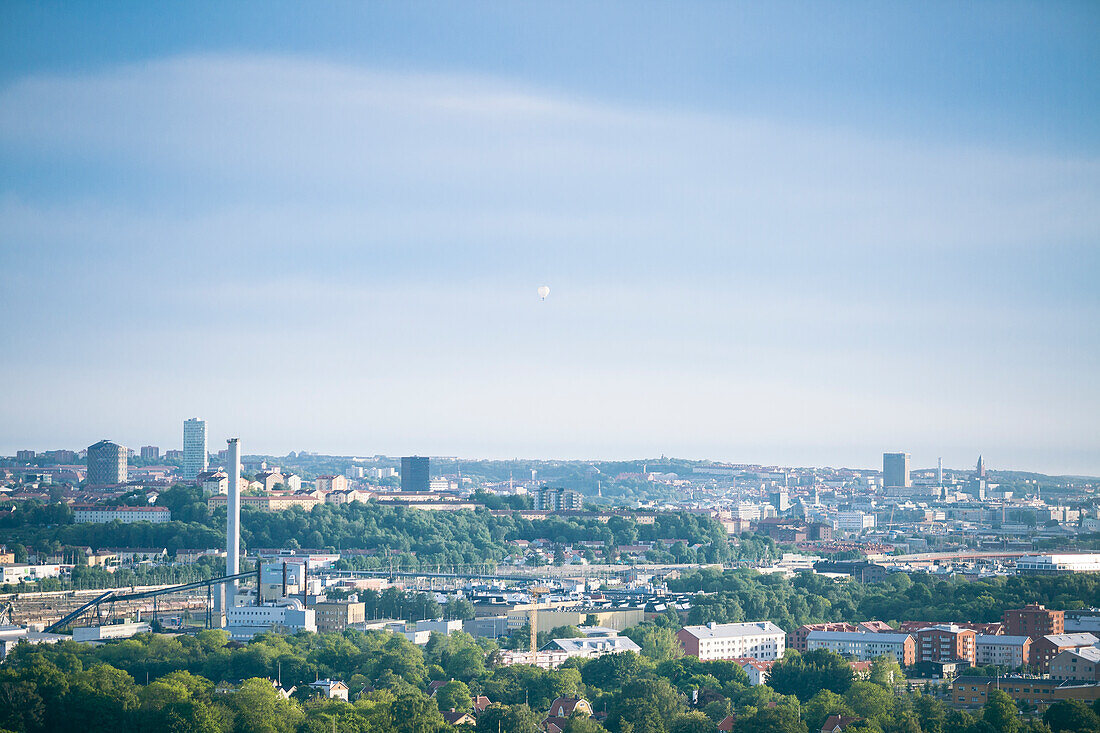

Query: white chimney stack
226,437,241,611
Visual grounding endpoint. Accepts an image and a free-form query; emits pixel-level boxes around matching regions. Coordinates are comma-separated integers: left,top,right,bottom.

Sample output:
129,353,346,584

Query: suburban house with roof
728,657,775,686
820,715,862,733
441,710,476,726
541,696,592,733
308,679,348,701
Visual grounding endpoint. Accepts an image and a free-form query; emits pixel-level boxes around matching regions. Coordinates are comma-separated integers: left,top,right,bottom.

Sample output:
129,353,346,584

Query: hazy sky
2,3,1098,474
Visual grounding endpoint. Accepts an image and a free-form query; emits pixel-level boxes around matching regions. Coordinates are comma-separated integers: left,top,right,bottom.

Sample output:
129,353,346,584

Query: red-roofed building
546,697,592,719
848,661,873,678
788,623,859,653
728,657,775,686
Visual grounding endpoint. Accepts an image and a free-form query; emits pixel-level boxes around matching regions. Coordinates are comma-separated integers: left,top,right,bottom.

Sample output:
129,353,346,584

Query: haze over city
8,6,1100,733
2,3,1098,474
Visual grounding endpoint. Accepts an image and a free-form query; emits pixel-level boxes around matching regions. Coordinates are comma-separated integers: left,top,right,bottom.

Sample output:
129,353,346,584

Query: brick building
915,625,977,665
787,623,859,653
1003,603,1064,639
1032,633,1100,672
1050,647,1100,682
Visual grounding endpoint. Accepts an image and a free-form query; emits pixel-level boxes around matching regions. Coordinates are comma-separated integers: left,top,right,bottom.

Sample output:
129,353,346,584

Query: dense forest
0,486,740,571
3,622,1090,733
668,568,1100,628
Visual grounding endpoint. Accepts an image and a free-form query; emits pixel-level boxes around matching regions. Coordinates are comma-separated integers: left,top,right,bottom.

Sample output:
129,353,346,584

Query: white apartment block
72,505,171,523
805,631,914,664
836,511,876,532
316,475,348,493
976,635,1031,668
677,622,786,661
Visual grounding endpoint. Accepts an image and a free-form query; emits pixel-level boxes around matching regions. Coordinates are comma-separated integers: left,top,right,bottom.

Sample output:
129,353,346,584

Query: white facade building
0,564,63,584
0,625,65,660
1016,554,1100,574
545,635,641,659
805,631,913,663
975,635,1031,668
414,619,464,635
836,511,876,533
72,505,171,523
73,622,151,642
202,471,229,495
225,601,316,641
677,622,786,661
183,418,207,481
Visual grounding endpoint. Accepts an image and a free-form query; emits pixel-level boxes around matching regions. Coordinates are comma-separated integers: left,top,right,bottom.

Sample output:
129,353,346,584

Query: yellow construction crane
529,586,551,654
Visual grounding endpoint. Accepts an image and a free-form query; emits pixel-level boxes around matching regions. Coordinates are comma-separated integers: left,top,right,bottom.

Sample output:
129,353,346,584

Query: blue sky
2,2,1098,474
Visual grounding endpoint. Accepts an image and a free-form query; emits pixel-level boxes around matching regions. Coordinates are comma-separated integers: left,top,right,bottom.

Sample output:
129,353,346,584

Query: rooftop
679,621,785,639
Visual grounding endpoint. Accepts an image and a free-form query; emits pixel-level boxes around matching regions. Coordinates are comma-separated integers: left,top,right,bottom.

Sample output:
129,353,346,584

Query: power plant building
87,440,127,486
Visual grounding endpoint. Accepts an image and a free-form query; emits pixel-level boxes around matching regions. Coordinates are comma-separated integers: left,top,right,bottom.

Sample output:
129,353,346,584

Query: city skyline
2,4,1098,475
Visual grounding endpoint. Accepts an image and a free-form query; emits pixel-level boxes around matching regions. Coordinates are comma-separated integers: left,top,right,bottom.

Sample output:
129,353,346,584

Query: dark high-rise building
401,456,430,492
883,452,911,488
140,445,160,460
87,440,127,486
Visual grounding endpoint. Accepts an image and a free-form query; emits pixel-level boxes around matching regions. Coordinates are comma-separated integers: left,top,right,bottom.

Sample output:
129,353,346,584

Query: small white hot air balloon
537,285,550,301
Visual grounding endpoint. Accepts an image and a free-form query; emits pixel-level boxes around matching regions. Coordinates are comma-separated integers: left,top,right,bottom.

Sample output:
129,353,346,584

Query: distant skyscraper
87,440,127,485
140,445,160,460
401,456,430,492
976,455,986,478
883,452,911,488
183,418,207,481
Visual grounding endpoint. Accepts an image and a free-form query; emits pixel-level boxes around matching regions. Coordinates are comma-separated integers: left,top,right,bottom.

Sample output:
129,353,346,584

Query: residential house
309,679,349,701
820,716,862,733
442,711,476,726
542,697,592,733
